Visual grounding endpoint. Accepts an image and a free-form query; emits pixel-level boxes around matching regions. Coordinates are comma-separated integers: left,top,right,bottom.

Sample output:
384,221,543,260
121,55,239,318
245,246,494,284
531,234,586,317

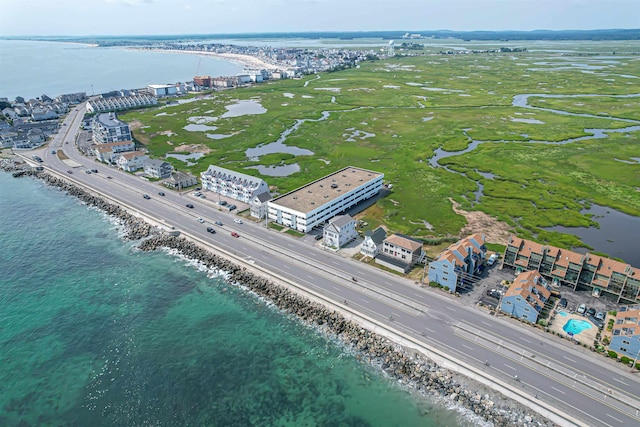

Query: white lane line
331,261,340,266
563,355,577,363
611,378,628,386
446,306,457,312
504,364,517,371
281,264,290,269
550,386,566,395
424,327,435,333
307,275,315,280
360,299,371,305
462,344,474,351
520,337,532,343
481,321,492,327
331,286,340,291
605,414,624,423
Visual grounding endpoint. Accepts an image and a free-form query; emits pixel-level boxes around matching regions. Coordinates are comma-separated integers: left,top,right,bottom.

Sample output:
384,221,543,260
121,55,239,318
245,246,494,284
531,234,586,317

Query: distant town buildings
87,93,158,113
503,236,640,304
267,166,384,234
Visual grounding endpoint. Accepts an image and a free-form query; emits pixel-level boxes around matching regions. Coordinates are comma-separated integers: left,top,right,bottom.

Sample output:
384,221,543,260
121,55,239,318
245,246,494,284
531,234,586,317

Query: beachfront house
93,140,136,163
144,159,173,179
427,233,487,292
323,215,357,249
250,192,272,219
609,304,640,360
163,171,198,190
376,234,424,273
500,270,552,324
115,151,149,172
360,227,386,258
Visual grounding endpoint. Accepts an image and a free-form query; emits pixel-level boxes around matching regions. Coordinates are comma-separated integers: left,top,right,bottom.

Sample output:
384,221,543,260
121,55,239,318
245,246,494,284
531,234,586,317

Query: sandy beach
163,49,286,71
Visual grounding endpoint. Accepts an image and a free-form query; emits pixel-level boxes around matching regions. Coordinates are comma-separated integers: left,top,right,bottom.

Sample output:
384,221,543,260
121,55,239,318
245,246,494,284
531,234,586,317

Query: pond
544,204,640,267
245,163,301,177
165,152,205,165
221,99,267,118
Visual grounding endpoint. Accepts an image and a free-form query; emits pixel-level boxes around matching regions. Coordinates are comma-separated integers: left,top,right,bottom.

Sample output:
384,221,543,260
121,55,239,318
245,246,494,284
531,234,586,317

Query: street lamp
632,349,640,373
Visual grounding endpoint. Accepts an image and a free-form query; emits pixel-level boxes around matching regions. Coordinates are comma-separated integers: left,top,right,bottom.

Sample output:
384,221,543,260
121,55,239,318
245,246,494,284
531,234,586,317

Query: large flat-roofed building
268,166,384,233
92,112,132,144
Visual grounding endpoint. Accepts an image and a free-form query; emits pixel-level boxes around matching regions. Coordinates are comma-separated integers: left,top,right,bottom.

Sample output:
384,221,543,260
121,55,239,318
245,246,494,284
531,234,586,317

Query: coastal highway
23,105,640,427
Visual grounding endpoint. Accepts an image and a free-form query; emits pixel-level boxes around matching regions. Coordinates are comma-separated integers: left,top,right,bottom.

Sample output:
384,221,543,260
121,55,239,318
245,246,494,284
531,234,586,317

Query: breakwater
3,161,554,426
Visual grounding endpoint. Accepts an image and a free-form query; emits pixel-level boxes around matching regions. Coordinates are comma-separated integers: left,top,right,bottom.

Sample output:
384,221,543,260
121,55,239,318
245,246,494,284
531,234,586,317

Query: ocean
0,40,243,101
0,173,470,426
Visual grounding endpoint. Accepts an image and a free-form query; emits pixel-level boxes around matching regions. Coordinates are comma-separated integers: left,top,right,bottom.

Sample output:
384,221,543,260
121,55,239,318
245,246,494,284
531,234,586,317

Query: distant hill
4,29,639,45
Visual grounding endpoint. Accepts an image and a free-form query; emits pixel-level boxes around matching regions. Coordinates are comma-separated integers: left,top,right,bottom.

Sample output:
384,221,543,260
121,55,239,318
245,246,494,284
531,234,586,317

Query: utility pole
632,349,640,373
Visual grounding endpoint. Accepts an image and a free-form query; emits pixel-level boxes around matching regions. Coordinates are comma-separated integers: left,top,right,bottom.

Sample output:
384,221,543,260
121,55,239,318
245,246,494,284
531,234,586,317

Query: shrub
620,356,632,365
538,319,548,327
608,350,618,359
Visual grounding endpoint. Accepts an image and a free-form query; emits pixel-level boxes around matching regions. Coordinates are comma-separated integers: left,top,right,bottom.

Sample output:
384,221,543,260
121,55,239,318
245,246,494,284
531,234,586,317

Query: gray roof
329,214,354,228
365,227,386,245
254,192,272,203
145,159,171,168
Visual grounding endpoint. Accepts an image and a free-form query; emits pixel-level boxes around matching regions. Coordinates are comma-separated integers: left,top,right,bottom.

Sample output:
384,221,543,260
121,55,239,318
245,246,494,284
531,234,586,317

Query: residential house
201,165,270,203
427,233,487,292
360,227,387,258
250,192,272,219
163,171,198,190
503,236,640,304
144,159,173,178
500,270,552,324
323,215,357,249
115,151,149,172
376,234,424,273
93,140,136,163
7,128,47,149
609,304,640,359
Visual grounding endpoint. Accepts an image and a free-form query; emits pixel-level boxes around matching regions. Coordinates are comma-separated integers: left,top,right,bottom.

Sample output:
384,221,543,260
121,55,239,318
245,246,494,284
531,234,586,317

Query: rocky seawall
3,161,555,427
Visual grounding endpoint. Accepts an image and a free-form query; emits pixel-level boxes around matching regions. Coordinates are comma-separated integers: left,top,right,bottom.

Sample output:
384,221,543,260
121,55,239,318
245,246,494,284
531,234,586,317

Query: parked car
143,194,151,199
231,232,240,238
559,298,568,308
186,204,194,208
487,254,499,266
158,191,165,196
577,303,587,314
234,218,243,224
214,221,223,226
586,307,596,317
315,234,323,241
595,311,605,321
206,227,216,234
227,205,236,211
218,200,228,206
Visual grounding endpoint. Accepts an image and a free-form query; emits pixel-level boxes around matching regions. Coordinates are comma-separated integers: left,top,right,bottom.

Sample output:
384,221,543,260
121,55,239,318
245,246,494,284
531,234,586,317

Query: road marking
307,275,315,280
519,337,532,343
563,355,577,363
462,344,474,351
605,414,624,423
504,364,517,371
331,286,340,291
550,386,566,395
281,264,290,269
612,378,628,386
424,327,435,333
481,321,492,327
446,306,457,312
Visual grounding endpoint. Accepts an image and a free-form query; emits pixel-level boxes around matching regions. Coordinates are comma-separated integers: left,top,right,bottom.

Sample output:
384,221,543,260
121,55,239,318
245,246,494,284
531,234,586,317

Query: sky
0,0,638,37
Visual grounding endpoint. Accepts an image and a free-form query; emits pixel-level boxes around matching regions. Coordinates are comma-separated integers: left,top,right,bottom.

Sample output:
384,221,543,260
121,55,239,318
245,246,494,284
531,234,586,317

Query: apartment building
503,236,640,304
201,165,270,203
500,270,552,324
92,113,132,144
609,305,640,359
427,233,487,292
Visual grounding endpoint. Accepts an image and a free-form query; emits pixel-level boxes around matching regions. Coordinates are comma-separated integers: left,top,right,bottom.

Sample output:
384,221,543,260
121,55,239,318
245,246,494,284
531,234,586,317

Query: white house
323,215,357,249
144,159,173,178
93,140,136,163
250,192,272,219
115,151,149,172
360,227,387,258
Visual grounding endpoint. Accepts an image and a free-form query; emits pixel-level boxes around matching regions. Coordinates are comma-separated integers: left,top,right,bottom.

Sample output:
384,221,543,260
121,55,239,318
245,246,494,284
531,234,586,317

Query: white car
577,303,587,314
234,218,243,224
198,218,205,223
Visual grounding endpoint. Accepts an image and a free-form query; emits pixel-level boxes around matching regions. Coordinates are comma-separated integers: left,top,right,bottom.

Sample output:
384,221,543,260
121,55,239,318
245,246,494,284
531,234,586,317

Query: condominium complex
200,165,270,203
267,166,383,233
92,113,132,144
503,236,640,304
427,233,487,291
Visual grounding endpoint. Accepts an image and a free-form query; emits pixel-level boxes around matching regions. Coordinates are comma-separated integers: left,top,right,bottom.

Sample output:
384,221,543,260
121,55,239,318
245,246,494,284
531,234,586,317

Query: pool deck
549,310,598,347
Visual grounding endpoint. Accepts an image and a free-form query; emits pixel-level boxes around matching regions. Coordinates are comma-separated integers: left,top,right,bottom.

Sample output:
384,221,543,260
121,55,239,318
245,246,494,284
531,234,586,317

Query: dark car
195,187,201,191
214,221,223,226
186,204,194,208
227,204,236,211
559,298,568,308
91,169,98,173
143,194,151,199
67,170,73,174
206,227,216,234
586,307,596,317
51,150,56,154
158,191,165,196
314,234,323,241
218,200,228,206
231,232,239,238
106,176,112,179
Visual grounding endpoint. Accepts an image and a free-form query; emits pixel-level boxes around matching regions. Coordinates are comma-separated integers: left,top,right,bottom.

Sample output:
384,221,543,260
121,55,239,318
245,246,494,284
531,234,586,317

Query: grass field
120,40,640,258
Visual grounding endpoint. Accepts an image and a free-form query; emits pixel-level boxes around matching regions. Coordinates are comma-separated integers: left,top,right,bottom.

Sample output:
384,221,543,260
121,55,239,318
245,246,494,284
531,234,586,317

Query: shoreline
1,161,556,427
134,47,288,71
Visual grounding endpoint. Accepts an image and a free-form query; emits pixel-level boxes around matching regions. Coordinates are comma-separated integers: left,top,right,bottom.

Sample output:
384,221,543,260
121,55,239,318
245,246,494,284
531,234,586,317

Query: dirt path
449,198,513,245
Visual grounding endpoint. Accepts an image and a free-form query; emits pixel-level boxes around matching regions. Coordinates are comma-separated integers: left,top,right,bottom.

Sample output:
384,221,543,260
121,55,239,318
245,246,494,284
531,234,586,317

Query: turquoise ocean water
0,172,466,426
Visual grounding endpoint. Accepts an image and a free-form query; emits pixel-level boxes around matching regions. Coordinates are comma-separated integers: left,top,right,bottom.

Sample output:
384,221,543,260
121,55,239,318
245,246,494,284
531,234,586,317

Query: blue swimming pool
558,311,568,317
563,319,593,335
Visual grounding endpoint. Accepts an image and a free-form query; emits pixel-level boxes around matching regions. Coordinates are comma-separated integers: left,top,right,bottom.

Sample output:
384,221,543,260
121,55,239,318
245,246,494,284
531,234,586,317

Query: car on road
206,227,216,234
158,191,165,196
91,169,98,173
198,218,205,223
231,232,240,238
559,298,568,308
586,307,596,317
595,311,605,322
85,170,92,174
314,234,323,241
67,170,73,174
143,194,151,199
214,221,223,226
234,218,243,224
186,204,194,208
577,303,587,314
51,150,56,154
